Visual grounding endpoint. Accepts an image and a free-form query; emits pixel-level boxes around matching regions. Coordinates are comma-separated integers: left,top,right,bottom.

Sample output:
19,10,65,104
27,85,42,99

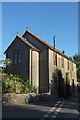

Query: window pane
61,57,64,68
67,61,69,70
18,50,21,63
53,53,57,66
72,63,74,71
14,53,17,64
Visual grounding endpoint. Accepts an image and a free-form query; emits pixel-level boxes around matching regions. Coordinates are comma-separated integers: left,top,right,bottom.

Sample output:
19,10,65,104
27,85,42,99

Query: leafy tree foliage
0,58,12,66
66,72,72,96
2,73,37,94
73,54,80,79
57,70,72,98
57,70,66,98
0,58,12,73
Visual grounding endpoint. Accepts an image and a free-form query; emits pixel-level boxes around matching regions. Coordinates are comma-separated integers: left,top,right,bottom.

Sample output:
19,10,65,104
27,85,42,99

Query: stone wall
24,32,49,93
48,49,78,98
5,37,30,79
48,49,58,99
2,93,36,104
2,93,56,105
32,51,39,93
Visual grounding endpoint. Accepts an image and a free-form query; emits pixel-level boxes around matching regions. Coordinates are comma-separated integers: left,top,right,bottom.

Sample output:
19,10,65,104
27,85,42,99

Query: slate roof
4,34,40,53
17,34,39,51
23,29,76,64
4,29,76,64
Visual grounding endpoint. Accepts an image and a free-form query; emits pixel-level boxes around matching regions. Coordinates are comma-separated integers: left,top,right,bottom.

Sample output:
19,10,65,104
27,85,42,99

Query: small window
18,50,21,64
14,49,21,64
61,57,64,68
14,53,17,64
67,61,69,70
53,53,57,66
58,57,60,68
72,63,74,71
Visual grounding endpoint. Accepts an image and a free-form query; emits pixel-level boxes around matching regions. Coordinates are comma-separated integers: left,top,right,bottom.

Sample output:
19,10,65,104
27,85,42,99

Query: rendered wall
32,51,39,93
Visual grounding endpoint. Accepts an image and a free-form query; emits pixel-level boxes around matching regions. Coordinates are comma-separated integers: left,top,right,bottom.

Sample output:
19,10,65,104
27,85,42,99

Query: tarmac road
2,95,80,120
41,96,79,120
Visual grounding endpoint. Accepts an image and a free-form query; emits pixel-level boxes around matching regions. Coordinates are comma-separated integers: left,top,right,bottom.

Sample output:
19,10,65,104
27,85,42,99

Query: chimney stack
53,36,56,49
62,50,65,54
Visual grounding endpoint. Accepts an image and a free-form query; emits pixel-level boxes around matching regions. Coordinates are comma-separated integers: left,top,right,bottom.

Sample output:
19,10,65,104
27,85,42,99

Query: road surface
2,95,80,120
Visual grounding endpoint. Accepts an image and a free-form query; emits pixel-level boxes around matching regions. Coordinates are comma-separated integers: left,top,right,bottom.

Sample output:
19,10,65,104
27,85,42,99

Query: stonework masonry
5,29,78,97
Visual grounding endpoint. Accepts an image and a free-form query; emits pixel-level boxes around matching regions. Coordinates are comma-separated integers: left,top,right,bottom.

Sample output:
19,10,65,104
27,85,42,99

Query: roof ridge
24,30,65,54
4,34,39,53
17,34,39,51
23,30,76,64
16,34,27,40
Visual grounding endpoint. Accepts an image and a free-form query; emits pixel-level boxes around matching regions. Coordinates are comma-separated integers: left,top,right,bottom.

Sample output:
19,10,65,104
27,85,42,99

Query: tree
73,54,80,79
66,72,72,96
57,70,66,98
0,58,12,73
4,58,12,66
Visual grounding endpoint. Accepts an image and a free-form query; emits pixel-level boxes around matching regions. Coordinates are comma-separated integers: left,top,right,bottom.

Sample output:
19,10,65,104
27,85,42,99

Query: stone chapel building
5,29,77,96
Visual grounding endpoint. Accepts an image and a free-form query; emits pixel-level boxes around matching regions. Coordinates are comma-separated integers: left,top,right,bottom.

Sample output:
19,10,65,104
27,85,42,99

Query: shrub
66,72,72,96
2,74,15,93
24,80,37,93
58,70,66,98
2,73,36,94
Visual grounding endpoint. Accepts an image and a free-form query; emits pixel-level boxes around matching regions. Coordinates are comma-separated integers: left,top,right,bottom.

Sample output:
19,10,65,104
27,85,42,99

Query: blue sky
2,2,78,59
0,2,2,58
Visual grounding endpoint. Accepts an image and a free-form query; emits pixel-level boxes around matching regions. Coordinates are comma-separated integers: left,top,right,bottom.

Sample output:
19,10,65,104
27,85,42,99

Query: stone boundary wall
3,93,36,104
2,93,55,105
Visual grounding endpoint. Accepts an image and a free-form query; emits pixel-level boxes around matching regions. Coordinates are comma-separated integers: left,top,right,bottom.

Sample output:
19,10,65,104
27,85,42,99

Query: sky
0,2,2,59
2,2,78,59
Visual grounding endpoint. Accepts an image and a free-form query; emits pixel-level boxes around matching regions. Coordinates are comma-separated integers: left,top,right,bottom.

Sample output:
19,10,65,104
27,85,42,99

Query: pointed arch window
14,49,21,64
14,53,17,64
18,50,21,64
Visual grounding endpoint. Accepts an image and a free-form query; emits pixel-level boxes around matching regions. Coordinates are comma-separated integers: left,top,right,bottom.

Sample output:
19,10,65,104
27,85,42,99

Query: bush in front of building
58,70,66,98
2,73,37,94
58,70,72,98
65,72,72,96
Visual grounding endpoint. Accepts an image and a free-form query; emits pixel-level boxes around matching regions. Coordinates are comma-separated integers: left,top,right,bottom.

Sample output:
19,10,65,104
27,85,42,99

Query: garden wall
3,93,56,105
2,93,36,104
